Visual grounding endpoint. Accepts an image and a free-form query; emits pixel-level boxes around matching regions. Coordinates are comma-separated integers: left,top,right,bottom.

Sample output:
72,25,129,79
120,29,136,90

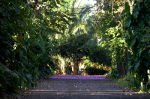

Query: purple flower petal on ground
49,75,107,80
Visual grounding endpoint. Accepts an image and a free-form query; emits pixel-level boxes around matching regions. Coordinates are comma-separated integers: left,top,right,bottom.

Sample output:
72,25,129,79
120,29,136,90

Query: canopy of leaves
58,34,90,60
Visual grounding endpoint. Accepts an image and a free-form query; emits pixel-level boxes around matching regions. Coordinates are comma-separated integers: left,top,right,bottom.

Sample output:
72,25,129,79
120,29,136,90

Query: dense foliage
1,0,149,93
89,0,150,91
0,0,75,93
86,0,127,78
125,0,150,90
83,58,109,75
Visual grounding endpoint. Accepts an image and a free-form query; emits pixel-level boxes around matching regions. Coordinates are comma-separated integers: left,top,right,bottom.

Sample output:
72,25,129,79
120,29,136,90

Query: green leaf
129,38,136,48
134,61,140,72
133,7,139,19
125,2,130,15
125,17,131,28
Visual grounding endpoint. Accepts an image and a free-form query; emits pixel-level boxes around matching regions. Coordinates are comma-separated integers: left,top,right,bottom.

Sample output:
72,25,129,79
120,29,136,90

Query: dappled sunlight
25,89,139,96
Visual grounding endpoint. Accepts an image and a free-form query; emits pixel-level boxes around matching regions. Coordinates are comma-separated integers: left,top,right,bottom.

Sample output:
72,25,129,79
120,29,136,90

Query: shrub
85,67,108,75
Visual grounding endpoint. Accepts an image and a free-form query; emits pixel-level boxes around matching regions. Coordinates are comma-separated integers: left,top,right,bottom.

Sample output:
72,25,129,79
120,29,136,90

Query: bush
107,66,119,79
85,67,108,75
118,72,141,91
89,47,111,66
83,58,109,75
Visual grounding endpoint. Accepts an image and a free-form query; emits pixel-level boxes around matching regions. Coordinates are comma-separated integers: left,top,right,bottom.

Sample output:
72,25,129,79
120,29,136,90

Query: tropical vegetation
0,0,150,93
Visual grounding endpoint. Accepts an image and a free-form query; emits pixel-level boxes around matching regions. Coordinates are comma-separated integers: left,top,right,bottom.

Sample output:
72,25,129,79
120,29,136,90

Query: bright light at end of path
76,0,97,16
77,0,96,7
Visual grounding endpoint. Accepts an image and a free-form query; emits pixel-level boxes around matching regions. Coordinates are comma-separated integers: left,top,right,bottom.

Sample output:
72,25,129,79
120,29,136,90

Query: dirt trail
22,75,150,99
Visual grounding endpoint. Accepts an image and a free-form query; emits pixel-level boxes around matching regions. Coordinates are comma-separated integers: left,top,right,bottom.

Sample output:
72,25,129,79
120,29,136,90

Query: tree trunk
32,0,38,16
73,59,79,75
125,47,128,75
117,62,123,77
111,0,114,15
